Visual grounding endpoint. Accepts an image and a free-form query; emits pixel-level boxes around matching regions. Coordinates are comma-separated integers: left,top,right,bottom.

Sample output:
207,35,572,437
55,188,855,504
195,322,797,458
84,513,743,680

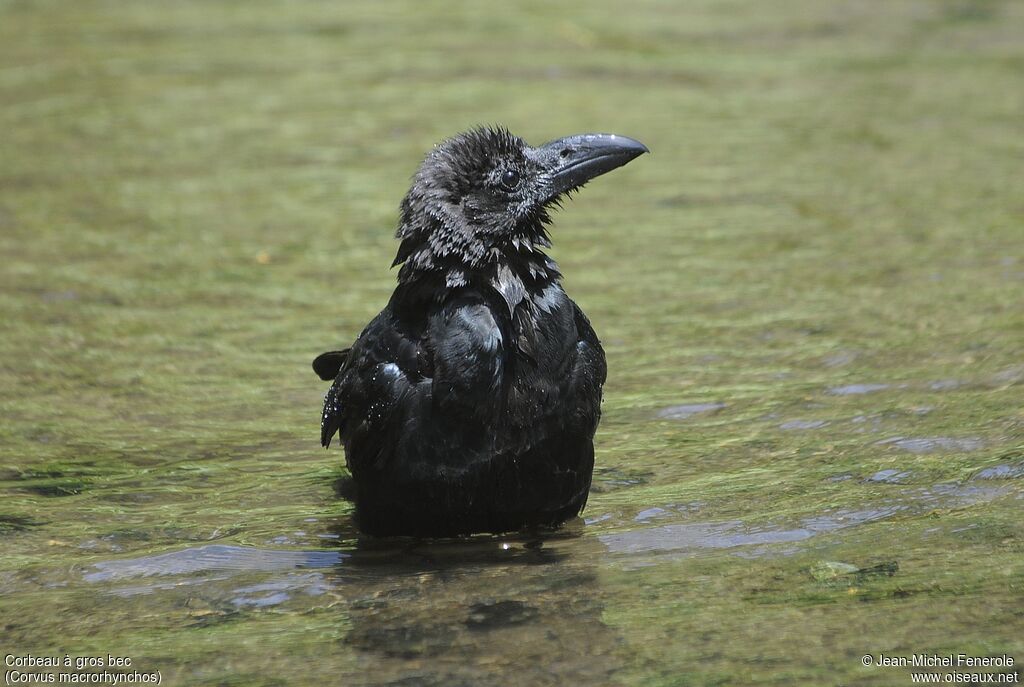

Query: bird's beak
538,133,649,201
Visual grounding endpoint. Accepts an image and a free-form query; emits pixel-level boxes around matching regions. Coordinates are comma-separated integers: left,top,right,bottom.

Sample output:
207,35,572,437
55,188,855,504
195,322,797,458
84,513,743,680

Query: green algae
1,1,1022,685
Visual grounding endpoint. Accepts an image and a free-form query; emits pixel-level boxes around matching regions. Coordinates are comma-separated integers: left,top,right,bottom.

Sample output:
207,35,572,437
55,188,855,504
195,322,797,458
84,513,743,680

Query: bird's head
392,127,647,294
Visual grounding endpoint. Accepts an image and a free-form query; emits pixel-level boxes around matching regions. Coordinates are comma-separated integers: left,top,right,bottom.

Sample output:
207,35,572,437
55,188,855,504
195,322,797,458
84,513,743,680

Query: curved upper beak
536,133,648,200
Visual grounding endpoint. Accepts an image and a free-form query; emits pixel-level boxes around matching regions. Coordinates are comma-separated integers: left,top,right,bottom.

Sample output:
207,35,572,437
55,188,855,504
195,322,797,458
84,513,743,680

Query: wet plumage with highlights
314,127,647,536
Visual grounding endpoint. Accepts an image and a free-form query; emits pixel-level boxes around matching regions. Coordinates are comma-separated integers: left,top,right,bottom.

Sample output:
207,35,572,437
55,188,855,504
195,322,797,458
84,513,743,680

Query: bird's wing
505,289,605,441
427,295,506,418
320,294,510,472
568,299,607,422
318,309,428,461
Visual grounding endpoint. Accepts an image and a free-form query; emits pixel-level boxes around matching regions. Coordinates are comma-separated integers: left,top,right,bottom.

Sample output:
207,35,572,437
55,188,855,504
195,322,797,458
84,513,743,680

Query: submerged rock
810,560,898,582
810,561,859,581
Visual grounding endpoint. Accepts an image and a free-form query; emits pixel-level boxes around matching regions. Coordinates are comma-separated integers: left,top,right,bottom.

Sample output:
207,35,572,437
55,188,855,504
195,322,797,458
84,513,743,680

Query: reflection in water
656,402,726,420
322,524,626,686
973,463,1024,480
779,419,829,430
601,507,903,556
72,475,1016,684
825,383,891,395
84,545,347,583
81,521,628,686
601,480,1010,558
876,436,985,454
81,480,1012,585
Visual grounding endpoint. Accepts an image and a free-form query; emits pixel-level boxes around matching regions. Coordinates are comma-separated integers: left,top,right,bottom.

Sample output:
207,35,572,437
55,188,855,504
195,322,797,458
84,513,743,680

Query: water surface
2,1,1022,685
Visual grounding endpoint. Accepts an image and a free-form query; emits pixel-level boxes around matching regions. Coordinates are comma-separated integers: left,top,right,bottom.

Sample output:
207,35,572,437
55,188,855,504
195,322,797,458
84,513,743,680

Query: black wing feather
317,308,429,467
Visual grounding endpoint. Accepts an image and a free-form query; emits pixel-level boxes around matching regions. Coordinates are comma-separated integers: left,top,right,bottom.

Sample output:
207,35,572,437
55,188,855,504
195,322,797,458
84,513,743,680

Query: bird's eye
499,169,521,190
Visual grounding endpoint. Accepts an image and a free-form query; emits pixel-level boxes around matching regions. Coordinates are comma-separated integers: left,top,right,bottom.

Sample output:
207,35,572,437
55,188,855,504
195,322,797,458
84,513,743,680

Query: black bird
314,127,647,536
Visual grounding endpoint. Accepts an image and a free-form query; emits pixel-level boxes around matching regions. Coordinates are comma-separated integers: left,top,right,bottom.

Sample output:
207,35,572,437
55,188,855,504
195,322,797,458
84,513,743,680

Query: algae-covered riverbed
1,1,1022,685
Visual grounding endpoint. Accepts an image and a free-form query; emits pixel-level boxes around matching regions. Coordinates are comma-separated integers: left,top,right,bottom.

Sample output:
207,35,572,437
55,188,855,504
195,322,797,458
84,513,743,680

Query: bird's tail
312,348,350,381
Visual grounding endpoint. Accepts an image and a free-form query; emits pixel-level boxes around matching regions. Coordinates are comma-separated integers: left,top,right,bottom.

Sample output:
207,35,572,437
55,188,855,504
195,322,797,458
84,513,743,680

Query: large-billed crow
314,127,647,536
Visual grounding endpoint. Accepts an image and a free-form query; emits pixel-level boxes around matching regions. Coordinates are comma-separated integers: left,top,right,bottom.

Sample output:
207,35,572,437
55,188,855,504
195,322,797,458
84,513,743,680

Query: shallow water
2,1,1023,685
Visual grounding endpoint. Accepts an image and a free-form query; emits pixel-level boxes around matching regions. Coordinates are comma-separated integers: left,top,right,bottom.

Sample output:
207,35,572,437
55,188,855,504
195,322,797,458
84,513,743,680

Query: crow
314,126,647,536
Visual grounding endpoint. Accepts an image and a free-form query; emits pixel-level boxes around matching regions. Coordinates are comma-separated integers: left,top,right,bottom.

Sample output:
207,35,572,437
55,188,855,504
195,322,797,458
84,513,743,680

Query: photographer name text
865,654,1014,669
